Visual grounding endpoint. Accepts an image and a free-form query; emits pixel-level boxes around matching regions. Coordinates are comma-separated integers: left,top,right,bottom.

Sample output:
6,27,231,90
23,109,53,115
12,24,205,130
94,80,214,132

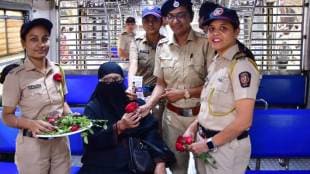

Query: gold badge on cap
173,0,180,7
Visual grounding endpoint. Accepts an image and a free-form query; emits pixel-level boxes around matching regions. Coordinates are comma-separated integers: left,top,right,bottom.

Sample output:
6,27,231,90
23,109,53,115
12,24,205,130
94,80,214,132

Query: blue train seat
256,75,307,107
65,74,97,106
0,119,18,153
0,162,81,174
111,47,118,57
250,109,310,158
65,74,128,106
246,171,310,174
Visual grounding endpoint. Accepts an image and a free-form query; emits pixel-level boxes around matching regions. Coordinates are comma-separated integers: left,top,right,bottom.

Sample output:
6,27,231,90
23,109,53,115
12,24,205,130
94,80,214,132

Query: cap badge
173,0,180,7
212,8,224,16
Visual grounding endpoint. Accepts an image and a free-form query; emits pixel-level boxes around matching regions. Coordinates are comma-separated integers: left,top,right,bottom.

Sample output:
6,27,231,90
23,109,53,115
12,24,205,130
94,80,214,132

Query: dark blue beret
199,1,220,18
203,7,240,28
161,0,193,17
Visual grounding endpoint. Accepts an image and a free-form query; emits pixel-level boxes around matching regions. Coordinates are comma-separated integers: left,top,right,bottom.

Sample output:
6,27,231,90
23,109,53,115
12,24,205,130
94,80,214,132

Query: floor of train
71,154,310,172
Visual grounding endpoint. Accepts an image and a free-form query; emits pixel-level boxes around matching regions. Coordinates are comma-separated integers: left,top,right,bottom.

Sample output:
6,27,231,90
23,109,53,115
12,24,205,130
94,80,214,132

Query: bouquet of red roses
176,135,217,169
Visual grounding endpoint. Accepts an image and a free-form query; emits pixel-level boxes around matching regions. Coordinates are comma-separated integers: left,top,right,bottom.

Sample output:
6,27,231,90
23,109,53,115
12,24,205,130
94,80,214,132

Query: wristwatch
184,89,190,99
206,138,217,152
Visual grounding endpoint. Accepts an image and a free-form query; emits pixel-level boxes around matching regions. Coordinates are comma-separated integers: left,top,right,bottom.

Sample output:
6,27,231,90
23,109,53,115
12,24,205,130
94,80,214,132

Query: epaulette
232,52,247,60
10,65,24,75
121,31,128,35
158,37,169,46
195,31,208,38
229,52,259,76
135,35,144,41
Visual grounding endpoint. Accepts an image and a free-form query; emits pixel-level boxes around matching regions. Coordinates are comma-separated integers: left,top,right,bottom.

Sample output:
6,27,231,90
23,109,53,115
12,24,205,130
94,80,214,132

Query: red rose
125,102,139,113
176,135,184,144
70,124,80,132
176,142,186,152
184,136,193,145
53,73,62,82
47,117,56,124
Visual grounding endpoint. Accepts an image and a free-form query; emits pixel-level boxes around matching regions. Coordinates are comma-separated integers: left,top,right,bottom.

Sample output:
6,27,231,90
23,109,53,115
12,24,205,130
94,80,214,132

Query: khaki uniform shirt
198,44,260,130
154,29,214,108
117,31,135,54
2,58,68,120
129,34,165,86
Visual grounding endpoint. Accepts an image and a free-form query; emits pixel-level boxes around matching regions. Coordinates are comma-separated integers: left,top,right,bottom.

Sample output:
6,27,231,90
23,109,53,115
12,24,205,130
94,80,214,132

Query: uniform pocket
188,62,205,79
207,88,235,116
214,76,230,93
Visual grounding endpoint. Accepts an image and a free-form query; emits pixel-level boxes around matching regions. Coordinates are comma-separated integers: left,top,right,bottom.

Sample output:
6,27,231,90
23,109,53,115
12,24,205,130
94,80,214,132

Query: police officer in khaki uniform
127,6,165,129
127,6,164,96
2,18,71,174
117,17,136,61
138,1,214,173
184,7,260,174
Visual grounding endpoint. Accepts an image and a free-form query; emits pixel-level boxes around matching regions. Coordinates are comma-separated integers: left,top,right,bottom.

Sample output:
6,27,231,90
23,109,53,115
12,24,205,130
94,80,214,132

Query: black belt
198,124,248,140
22,129,54,140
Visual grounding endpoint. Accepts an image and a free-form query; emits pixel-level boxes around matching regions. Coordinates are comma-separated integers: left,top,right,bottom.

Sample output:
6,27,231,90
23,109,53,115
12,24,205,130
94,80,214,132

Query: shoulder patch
239,71,251,88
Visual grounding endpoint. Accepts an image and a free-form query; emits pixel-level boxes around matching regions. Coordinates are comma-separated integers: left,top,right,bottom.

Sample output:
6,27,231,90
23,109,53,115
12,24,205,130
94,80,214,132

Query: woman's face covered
92,62,128,114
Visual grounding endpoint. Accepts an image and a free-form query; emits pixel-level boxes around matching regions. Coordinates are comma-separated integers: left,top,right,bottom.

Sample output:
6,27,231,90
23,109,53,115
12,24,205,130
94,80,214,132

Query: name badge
27,84,42,90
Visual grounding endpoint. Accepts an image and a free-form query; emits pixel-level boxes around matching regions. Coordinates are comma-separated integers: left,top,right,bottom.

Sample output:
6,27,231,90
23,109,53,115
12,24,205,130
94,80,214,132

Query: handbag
128,137,155,174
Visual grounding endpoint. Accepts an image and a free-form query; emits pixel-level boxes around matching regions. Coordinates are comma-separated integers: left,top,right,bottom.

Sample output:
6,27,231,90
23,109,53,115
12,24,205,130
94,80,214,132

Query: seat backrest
256,75,307,108
250,109,310,158
65,74,128,106
65,74,98,106
0,119,18,153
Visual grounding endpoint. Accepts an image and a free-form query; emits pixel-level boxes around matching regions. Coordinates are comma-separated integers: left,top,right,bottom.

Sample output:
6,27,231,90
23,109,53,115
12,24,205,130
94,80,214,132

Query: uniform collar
24,57,54,73
141,34,165,48
168,28,197,45
221,44,239,60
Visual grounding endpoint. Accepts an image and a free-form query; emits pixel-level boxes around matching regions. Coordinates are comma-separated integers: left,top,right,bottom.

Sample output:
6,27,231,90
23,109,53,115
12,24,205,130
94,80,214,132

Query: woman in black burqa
79,62,175,174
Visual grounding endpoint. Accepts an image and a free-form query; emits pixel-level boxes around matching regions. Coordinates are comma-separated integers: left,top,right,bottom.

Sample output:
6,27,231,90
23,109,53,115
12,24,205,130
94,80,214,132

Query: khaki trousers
162,108,197,174
15,133,71,174
196,135,251,174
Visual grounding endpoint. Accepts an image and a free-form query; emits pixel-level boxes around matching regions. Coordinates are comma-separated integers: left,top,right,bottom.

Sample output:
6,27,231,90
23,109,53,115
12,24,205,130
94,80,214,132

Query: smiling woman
1,18,73,174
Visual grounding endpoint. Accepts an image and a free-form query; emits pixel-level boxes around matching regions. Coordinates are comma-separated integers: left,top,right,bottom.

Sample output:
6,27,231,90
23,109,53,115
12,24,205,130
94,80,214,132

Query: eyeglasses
99,76,123,84
166,12,188,22
207,26,230,34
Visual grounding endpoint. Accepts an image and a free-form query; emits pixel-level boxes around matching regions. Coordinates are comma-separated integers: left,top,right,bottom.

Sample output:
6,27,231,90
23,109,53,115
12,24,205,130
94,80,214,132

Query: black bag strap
141,139,164,154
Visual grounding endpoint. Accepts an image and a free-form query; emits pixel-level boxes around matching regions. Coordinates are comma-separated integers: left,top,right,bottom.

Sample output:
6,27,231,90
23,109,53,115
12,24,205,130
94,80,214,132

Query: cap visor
203,17,234,26
142,12,161,19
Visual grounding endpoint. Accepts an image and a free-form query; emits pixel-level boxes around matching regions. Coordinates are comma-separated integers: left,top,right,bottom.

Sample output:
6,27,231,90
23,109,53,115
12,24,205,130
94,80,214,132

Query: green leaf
83,135,88,144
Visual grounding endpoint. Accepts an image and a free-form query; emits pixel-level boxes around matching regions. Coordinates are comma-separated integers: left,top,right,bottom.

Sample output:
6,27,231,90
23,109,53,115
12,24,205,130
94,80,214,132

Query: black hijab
89,62,128,119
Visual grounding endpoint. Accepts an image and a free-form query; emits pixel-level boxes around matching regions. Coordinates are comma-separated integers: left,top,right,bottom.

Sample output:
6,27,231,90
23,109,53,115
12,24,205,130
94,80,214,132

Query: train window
58,0,130,70
0,10,24,61
248,0,305,73
58,0,307,73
